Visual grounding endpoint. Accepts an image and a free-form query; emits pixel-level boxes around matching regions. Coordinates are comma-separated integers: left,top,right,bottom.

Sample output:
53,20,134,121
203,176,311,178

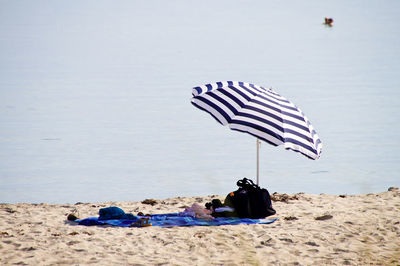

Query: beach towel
77,212,278,228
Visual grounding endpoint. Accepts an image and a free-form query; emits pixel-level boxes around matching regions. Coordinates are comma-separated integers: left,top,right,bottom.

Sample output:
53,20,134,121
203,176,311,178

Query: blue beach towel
77,211,278,228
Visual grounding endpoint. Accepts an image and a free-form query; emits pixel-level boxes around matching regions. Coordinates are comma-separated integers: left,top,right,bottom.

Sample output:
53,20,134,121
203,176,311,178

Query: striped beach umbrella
191,81,322,185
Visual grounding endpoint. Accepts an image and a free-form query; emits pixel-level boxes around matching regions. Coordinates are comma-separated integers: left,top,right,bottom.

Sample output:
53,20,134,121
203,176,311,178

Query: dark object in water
324,17,334,26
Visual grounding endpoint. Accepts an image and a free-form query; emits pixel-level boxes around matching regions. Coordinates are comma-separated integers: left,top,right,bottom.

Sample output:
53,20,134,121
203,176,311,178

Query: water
1,0,399,203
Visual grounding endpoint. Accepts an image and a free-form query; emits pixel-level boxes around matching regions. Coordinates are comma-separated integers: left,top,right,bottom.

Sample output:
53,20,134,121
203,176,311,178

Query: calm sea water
1,1,399,203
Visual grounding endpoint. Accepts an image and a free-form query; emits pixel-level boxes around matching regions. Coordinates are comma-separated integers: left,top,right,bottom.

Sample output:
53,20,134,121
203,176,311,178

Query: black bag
225,178,276,219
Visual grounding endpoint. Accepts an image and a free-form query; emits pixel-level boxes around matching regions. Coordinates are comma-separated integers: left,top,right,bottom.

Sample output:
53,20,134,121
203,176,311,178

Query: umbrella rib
236,112,283,132
191,99,228,125
206,91,239,116
251,98,303,120
283,128,314,143
285,146,320,160
284,137,320,154
248,84,290,104
245,84,298,110
231,119,284,143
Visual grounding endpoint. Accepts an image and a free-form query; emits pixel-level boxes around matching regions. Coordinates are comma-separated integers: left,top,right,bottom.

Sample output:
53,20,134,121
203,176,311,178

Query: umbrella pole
256,138,261,185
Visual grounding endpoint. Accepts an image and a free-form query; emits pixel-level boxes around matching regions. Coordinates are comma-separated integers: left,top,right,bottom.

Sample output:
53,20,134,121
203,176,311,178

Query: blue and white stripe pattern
191,81,322,160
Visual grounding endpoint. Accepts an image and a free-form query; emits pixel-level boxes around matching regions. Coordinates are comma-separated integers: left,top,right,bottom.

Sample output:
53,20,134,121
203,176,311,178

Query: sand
1,187,399,265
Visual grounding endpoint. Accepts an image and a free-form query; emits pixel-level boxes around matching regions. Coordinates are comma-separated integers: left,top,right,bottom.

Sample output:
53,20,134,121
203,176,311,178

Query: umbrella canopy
191,81,322,184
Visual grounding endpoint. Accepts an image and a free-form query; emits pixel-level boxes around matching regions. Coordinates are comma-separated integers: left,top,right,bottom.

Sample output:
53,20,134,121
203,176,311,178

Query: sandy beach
1,187,399,265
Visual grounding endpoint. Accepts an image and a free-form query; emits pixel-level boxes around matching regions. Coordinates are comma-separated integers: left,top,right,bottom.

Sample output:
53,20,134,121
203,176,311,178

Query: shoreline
1,188,399,265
